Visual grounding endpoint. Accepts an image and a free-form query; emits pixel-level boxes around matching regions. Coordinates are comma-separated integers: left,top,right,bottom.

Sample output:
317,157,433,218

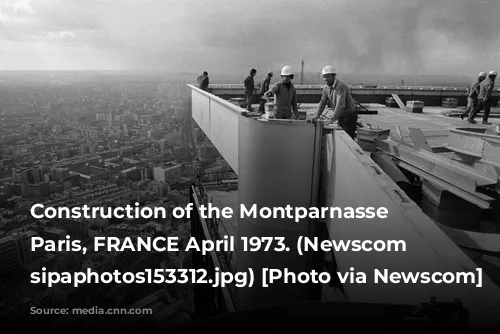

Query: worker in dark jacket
258,71,273,113
197,71,209,91
264,66,298,119
313,66,357,139
460,72,486,120
244,68,257,111
468,70,497,125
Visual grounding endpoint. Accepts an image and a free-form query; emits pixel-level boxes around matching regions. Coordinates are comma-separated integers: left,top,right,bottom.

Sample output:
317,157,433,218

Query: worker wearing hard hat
460,72,487,120
467,70,497,125
244,68,257,112
258,71,273,113
313,66,357,139
263,66,298,119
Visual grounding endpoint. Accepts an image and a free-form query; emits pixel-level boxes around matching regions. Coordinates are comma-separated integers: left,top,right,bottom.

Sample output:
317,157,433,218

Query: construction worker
468,70,497,125
197,71,209,91
263,66,298,119
460,72,486,120
258,71,273,113
313,66,357,139
244,68,257,112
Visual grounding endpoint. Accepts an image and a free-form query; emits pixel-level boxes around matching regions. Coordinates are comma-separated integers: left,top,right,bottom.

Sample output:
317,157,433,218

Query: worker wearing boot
244,68,257,112
460,71,486,120
264,66,298,119
258,71,273,113
468,70,497,125
313,66,357,139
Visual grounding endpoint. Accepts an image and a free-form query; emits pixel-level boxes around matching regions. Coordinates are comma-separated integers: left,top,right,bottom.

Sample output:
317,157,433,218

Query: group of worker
241,65,357,139
460,70,497,125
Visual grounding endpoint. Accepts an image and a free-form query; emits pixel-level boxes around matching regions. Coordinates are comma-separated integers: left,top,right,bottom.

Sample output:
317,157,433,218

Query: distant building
0,235,18,275
12,230,39,265
153,162,182,185
44,227,66,241
0,230,41,275
148,180,169,197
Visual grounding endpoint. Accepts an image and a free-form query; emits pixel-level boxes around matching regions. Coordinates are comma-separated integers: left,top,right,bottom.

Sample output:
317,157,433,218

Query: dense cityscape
0,71,231,330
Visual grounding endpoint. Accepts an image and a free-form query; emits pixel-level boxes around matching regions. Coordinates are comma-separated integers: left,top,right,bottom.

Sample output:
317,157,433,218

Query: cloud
0,0,499,75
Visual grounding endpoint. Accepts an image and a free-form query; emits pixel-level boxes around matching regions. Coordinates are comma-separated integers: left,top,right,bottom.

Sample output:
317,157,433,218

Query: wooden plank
422,179,480,210
417,148,497,184
483,141,500,164
395,125,403,141
443,143,482,158
371,152,409,184
391,94,406,110
407,127,433,152
395,160,493,209
387,135,414,149
420,129,450,138
431,146,452,153
392,139,497,184
434,221,500,253
450,152,500,182
447,132,485,156
384,140,495,191
451,127,500,145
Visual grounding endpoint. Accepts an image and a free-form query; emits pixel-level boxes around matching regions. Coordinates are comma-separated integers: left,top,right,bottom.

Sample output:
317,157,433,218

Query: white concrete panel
191,90,210,135
190,85,242,174
322,129,500,328
209,99,240,173
236,117,319,308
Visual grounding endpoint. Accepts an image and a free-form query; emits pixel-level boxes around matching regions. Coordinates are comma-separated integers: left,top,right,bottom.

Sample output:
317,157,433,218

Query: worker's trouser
468,99,491,123
245,92,253,111
338,112,358,139
258,95,266,112
461,97,477,117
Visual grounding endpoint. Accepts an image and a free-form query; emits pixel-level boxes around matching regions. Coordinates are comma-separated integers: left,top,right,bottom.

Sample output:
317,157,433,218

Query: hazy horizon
1,0,499,76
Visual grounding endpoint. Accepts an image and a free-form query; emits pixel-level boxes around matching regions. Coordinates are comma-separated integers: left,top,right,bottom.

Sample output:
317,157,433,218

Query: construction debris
374,125,500,253
375,127,499,209
405,100,424,113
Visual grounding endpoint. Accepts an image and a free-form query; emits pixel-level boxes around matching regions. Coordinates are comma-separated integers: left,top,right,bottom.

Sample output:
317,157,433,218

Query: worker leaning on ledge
313,66,357,139
263,65,298,119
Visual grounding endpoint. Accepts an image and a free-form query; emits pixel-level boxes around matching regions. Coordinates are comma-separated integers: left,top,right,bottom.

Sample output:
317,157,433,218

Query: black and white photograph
1,0,500,332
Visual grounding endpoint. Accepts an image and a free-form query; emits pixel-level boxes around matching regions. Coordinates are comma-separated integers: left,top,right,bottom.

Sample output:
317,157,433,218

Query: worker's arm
264,83,279,97
243,76,250,89
484,82,494,102
315,89,328,117
330,87,347,122
291,91,298,117
468,82,478,98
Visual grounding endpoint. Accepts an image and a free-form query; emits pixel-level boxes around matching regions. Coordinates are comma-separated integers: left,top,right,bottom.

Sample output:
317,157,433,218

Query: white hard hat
281,66,293,76
322,65,337,76
489,70,497,76
478,72,487,77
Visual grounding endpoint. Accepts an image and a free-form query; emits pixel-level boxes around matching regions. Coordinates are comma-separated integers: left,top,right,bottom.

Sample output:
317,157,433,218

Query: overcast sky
1,0,499,76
